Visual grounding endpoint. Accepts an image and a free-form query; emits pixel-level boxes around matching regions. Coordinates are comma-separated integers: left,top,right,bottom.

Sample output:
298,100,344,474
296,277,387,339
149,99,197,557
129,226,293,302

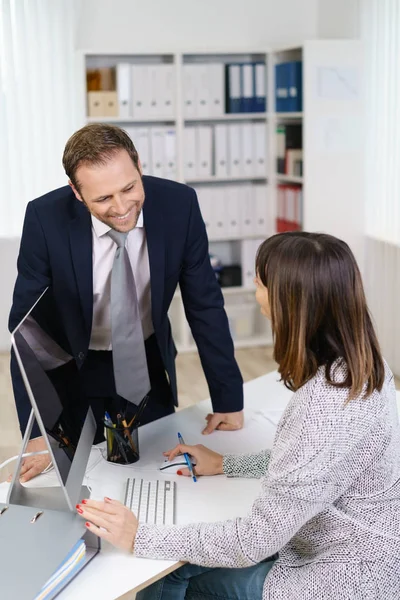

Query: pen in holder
103,419,140,465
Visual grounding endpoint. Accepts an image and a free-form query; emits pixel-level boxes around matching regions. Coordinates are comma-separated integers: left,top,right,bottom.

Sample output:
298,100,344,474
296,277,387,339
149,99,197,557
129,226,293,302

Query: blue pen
105,411,114,426
178,432,197,482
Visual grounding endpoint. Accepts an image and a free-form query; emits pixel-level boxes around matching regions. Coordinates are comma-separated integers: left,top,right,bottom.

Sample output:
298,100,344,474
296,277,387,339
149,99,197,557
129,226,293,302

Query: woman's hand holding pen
76,498,138,553
164,444,224,478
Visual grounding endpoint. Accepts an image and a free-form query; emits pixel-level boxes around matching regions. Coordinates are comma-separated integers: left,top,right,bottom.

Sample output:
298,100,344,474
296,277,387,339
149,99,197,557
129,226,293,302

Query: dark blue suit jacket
9,176,243,434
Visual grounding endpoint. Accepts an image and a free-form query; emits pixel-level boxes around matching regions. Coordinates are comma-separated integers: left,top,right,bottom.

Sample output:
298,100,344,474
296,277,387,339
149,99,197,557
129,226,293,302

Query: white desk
1,372,398,600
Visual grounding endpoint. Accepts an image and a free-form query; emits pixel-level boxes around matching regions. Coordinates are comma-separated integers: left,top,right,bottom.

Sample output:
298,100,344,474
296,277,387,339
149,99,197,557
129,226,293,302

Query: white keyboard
124,478,176,525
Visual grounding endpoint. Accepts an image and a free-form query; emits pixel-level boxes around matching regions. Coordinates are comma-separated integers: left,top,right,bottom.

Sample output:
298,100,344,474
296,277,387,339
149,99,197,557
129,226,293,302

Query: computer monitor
8,288,97,512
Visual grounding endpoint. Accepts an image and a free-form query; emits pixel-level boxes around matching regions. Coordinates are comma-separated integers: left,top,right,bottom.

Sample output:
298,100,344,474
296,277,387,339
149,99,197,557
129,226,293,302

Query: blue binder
253,62,266,112
275,61,302,112
287,61,302,112
241,63,254,113
275,63,287,112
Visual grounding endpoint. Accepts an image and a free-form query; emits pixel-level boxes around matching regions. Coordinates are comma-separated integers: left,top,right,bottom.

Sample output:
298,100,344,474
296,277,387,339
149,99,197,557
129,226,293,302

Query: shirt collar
91,210,144,239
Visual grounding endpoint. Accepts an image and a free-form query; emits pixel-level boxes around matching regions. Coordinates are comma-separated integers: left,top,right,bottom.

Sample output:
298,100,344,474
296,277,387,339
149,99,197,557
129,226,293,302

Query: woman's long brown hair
256,232,385,398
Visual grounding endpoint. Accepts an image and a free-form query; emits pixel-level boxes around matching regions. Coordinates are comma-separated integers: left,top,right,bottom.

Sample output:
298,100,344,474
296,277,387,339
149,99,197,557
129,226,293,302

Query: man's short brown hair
62,123,139,192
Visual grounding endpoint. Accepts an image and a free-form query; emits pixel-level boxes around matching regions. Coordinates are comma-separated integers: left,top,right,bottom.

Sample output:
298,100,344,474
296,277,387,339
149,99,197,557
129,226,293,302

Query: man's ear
69,180,83,202
137,159,143,177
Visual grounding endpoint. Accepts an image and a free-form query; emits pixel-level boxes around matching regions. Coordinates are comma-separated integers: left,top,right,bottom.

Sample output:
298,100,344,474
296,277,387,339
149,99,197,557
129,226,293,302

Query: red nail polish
85,522,90,527
76,504,80,509
177,470,182,476
81,499,87,504
77,508,83,514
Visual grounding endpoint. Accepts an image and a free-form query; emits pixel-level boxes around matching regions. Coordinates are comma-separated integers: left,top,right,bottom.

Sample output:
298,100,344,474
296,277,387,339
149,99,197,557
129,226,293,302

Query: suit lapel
143,179,165,328
69,201,93,337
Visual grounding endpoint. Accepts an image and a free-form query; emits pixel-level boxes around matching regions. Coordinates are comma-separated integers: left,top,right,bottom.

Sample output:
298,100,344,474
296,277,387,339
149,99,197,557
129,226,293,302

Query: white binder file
253,122,268,177
183,64,196,118
196,65,210,117
160,65,175,118
214,124,229,178
242,123,255,177
254,185,270,236
209,63,224,117
184,127,197,180
150,128,165,178
196,126,213,178
116,63,131,118
241,239,256,289
131,65,148,119
147,65,162,119
228,124,243,177
240,185,255,237
213,187,227,240
225,185,241,238
164,128,177,180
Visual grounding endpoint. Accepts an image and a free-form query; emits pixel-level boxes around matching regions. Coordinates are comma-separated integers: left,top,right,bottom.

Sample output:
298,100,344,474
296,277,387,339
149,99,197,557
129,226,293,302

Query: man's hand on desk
7,436,51,483
202,410,244,435
164,443,224,477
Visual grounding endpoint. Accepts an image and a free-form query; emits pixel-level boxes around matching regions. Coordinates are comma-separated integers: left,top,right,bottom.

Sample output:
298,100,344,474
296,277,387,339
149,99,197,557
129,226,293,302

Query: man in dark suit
9,124,244,481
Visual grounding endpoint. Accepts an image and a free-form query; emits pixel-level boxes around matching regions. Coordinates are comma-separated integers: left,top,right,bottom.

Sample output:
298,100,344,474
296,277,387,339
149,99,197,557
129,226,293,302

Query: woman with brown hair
77,232,400,599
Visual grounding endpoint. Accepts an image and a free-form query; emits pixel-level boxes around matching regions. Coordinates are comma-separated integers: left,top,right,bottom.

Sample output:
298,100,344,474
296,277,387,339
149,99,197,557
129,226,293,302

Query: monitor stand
7,409,93,512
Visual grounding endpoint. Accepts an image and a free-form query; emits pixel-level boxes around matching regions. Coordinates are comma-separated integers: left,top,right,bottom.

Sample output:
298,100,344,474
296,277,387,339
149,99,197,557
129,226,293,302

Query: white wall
317,0,360,39
75,0,319,51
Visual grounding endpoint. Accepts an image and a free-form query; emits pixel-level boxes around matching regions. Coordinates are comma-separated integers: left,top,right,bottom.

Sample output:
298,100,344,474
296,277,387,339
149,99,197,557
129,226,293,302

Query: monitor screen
11,289,94,487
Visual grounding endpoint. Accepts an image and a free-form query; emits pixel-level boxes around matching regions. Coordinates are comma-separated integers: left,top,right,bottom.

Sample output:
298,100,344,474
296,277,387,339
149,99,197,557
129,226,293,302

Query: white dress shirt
90,211,153,350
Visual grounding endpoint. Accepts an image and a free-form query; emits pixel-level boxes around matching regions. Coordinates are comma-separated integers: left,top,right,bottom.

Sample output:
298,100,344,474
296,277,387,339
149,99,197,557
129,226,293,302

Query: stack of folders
87,63,175,119
183,63,225,118
182,62,266,117
276,184,303,233
276,124,302,177
225,63,267,113
34,539,86,600
184,122,267,180
124,126,177,180
194,184,272,242
275,61,302,112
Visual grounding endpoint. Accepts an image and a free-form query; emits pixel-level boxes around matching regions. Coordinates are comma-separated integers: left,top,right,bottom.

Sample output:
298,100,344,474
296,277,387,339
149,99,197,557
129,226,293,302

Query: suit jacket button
78,352,85,360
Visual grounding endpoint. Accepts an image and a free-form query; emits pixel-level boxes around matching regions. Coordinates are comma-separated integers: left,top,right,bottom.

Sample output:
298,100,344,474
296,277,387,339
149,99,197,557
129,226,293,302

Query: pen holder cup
103,421,140,465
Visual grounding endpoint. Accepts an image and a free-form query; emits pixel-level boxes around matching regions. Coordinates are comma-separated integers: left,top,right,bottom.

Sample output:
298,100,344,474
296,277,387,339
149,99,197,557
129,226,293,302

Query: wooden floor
0,347,277,482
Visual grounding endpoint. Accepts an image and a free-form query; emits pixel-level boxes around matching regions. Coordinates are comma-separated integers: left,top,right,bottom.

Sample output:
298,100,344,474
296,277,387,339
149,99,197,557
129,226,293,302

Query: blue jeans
136,558,276,600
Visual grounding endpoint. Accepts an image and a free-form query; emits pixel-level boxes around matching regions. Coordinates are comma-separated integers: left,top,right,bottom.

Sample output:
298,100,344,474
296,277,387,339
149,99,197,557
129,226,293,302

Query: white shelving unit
77,41,363,353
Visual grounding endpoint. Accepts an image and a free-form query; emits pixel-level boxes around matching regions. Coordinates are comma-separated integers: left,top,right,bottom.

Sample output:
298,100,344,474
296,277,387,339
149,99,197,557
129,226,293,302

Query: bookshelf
77,41,363,352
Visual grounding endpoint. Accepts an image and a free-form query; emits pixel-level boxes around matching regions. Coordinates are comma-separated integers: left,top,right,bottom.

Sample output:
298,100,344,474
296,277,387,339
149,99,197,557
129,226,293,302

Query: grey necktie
107,229,150,405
